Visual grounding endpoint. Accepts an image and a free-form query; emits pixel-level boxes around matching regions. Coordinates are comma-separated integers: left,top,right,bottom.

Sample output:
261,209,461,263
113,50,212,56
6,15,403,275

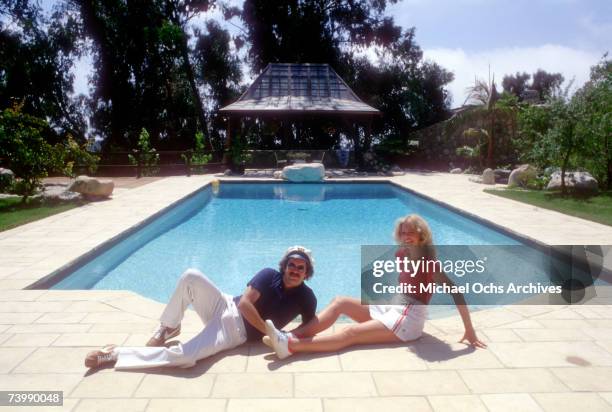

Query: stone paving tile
324,397,432,412
247,344,342,372
70,372,146,398
0,312,43,324
488,341,612,367
81,312,155,324
64,301,121,313
36,290,136,302
0,301,72,313
582,328,612,341
532,309,585,320
7,323,92,334
228,398,322,412
373,371,469,396
146,399,226,412
458,368,568,393
35,312,88,324
514,328,594,342
596,340,612,354
0,333,11,345
134,373,215,398
2,333,59,347
532,392,612,412
212,372,293,398
0,373,83,394
551,367,612,391
588,319,612,328
295,372,377,398
412,343,503,369
599,392,612,406
14,347,96,373
52,333,129,347
480,393,543,412
337,345,426,371
89,323,158,334
493,319,544,329
480,329,522,342
0,347,36,372
536,319,596,329
74,398,149,412
427,395,488,412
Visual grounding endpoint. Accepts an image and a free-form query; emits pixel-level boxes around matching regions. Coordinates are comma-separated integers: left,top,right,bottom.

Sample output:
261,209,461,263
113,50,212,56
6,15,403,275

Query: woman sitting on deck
264,214,487,359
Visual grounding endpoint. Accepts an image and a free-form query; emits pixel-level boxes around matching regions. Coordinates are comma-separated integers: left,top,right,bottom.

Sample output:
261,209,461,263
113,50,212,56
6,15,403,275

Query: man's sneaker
262,331,295,348
265,319,292,359
84,344,118,368
147,324,181,347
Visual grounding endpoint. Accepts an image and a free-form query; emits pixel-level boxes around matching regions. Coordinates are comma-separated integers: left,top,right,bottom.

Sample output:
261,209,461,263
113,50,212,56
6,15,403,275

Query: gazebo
218,63,381,168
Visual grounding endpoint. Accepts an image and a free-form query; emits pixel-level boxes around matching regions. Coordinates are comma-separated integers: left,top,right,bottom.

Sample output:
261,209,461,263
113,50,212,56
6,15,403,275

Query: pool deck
1,173,612,412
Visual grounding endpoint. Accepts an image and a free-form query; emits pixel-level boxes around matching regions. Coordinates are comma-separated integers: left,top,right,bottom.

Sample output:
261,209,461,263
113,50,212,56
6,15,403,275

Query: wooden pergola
218,63,381,168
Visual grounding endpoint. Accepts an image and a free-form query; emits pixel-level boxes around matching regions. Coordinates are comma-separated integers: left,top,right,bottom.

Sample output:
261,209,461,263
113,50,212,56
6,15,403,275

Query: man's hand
237,286,266,335
459,328,487,349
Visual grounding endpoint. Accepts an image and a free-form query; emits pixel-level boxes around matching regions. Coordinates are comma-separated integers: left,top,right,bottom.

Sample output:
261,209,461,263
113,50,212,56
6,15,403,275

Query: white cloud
424,44,602,107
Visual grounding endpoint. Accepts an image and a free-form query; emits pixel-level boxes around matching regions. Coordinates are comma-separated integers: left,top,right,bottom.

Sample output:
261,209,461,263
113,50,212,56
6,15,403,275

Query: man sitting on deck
84,246,317,369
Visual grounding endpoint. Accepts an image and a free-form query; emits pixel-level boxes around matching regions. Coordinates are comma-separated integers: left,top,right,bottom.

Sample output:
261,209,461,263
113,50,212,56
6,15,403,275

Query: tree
531,69,564,101
75,0,211,150
502,72,530,101
573,56,612,189
0,0,86,140
193,20,243,150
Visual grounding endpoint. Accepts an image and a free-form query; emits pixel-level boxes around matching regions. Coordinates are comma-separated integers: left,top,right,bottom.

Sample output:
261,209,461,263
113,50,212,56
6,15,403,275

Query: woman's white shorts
369,299,428,342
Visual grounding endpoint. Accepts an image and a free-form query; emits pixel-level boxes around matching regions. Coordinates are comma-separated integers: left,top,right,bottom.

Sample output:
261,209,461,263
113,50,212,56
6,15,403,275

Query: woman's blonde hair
393,214,433,246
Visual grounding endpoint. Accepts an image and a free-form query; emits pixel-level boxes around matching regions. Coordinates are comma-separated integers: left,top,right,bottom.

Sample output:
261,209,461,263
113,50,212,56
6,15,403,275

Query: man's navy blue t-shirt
233,268,317,341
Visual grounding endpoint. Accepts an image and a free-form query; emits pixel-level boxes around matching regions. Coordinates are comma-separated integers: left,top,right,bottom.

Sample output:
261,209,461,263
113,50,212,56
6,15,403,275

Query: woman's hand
459,328,487,348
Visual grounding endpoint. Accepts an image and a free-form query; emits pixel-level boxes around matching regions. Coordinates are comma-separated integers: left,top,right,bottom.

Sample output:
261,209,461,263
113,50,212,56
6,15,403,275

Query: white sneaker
265,319,292,359
262,331,294,348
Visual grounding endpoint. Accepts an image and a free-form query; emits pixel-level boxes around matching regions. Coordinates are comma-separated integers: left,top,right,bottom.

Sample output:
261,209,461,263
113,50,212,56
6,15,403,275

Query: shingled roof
219,63,380,115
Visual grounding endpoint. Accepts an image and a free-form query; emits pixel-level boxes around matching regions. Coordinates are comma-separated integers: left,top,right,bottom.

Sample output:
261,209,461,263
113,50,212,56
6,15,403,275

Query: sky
387,0,611,105
67,0,611,107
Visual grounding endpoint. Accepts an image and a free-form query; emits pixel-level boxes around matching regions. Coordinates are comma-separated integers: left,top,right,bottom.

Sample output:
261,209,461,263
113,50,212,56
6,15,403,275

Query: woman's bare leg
290,319,400,353
291,297,372,338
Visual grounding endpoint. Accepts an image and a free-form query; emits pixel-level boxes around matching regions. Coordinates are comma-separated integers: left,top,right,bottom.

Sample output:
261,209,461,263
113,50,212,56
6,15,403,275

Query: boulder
281,163,325,182
450,168,463,174
0,168,15,191
546,171,598,194
38,183,82,202
508,164,537,188
482,168,495,185
494,169,511,184
68,175,114,198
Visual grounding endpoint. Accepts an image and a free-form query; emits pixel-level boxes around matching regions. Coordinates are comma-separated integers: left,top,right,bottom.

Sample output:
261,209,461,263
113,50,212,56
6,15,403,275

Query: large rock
281,163,325,182
68,175,114,198
508,164,537,188
482,168,495,185
450,168,463,174
546,171,598,194
0,168,14,192
494,169,511,184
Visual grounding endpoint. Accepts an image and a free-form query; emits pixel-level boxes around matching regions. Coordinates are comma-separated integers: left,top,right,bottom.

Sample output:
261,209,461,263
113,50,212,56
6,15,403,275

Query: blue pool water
52,183,529,307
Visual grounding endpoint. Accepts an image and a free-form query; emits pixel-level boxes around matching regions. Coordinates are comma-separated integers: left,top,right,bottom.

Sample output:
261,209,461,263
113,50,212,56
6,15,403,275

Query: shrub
182,131,212,174
128,128,160,176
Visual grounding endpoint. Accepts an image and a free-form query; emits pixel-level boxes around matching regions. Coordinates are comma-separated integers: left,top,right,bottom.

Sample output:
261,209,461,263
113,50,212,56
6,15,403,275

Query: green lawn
0,197,84,232
484,189,612,227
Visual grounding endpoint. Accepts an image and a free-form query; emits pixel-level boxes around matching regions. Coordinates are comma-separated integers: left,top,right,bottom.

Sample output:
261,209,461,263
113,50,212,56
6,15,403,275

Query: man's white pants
114,268,247,370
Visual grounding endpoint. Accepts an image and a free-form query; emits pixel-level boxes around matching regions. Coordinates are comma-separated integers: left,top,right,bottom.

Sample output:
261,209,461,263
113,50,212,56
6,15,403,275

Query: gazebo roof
219,63,380,116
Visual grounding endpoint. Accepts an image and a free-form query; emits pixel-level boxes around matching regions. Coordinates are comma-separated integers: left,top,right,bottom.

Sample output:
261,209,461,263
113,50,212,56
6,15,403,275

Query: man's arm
237,286,267,335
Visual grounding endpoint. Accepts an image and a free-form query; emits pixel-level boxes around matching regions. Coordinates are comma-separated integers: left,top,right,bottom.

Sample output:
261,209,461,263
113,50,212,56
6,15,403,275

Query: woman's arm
433,271,487,348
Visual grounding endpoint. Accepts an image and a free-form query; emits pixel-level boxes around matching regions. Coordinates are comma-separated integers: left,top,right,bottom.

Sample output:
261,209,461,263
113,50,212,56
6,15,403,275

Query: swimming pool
49,182,536,307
